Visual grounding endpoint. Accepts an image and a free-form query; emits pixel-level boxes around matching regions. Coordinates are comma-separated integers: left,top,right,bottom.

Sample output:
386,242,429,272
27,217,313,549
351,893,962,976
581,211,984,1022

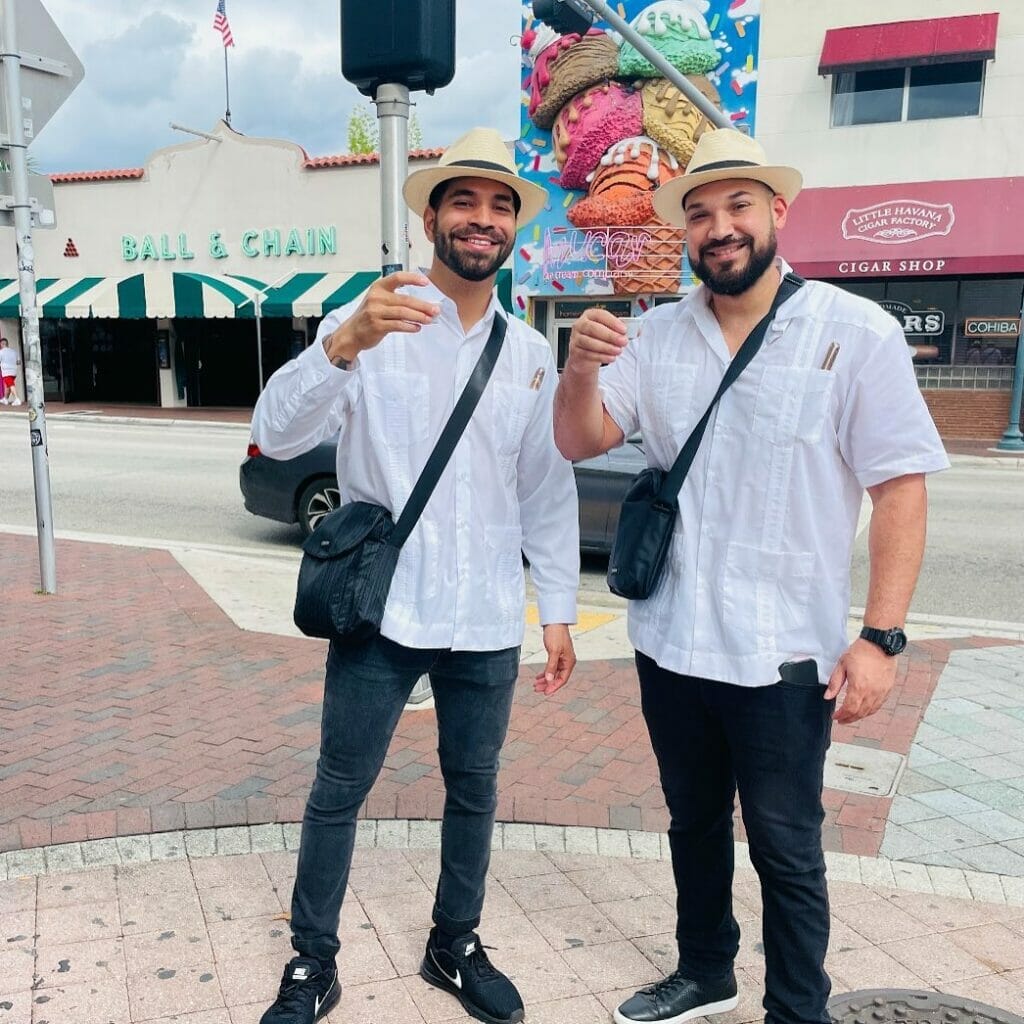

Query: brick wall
922,389,1014,440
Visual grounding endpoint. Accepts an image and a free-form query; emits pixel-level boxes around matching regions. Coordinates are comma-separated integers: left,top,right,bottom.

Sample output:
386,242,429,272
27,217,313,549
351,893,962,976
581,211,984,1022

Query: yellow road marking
525,604,618,633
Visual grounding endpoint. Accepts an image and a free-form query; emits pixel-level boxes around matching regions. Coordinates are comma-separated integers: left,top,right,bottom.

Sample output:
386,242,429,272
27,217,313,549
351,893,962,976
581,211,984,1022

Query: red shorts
2,376,14,389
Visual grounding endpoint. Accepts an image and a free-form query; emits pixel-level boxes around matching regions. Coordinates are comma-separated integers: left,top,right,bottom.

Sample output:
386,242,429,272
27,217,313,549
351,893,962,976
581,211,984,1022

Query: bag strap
656,272,805,506
390,311,509,548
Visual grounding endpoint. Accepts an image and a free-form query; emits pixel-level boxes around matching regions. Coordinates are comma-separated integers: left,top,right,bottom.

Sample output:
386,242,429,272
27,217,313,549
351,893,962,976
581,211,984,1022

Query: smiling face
423,177,519,284
683,177,789,296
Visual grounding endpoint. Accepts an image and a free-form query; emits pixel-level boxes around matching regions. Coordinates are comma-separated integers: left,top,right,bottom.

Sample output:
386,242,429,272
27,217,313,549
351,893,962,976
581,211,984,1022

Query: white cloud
29,0,526,171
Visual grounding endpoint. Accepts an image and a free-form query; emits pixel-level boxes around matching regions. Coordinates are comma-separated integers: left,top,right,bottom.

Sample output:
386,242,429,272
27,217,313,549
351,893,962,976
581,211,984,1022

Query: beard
692,226,778,296
434,226,515,283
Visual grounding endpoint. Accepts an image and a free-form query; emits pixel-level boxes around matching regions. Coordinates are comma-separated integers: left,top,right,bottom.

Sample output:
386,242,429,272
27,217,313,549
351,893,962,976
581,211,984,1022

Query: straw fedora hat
652,130,802,228
403,127,549,226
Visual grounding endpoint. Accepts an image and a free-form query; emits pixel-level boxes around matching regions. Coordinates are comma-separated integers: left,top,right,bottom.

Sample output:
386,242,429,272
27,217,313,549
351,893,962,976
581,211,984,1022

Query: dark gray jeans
290,635,520,961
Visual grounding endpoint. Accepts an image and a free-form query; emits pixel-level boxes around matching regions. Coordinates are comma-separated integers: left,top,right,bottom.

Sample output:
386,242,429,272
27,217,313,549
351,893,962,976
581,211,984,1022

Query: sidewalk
3,530,1024,1022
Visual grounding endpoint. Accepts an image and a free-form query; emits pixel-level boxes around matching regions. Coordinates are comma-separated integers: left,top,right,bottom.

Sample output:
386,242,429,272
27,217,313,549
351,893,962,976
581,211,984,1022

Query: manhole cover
829,989,1024,1024
824,742,905,797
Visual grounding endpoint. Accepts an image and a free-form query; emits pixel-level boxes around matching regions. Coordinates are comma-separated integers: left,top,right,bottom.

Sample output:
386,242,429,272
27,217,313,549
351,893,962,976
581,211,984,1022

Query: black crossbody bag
293,313,508,644
607,273,804,600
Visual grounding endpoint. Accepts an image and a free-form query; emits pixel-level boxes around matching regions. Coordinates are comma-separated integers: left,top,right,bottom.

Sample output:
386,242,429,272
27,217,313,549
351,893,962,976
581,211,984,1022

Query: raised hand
324,271,440,365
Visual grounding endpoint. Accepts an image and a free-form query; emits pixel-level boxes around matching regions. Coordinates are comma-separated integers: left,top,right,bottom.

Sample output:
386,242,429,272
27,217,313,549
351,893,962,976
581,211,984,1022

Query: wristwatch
859,626,908,656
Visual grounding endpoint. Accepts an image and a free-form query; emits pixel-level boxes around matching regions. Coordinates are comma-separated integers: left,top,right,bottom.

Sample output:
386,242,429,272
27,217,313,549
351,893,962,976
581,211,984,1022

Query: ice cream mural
515,0,761,311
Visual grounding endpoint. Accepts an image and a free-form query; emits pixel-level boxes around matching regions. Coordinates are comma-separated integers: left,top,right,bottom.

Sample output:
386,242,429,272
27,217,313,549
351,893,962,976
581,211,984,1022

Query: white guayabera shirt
599,259,950,686
252,280,579,652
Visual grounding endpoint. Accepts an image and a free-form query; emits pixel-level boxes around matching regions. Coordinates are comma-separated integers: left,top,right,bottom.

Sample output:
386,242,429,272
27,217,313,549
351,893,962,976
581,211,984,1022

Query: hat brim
652,166,803,227
403,165,549,226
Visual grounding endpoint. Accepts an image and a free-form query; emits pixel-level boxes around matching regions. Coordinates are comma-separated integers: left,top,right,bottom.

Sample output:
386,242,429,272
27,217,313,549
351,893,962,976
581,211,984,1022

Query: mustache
453,227,507,244
699,236,751,258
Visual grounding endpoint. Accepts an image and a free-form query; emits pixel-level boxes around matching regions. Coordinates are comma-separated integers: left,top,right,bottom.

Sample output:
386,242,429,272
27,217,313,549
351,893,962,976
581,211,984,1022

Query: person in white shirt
554,131,949,1024
0,338,21,405
252,128,580,1024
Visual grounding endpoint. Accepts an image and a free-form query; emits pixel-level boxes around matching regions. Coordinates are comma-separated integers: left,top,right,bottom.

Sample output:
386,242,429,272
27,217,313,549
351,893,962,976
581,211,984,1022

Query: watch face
886,629,908,655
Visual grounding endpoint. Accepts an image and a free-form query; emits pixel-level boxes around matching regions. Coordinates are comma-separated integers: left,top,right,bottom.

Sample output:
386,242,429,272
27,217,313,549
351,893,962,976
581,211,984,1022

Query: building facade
0,125,510,409
515,0,1023,438
758,0,1024,439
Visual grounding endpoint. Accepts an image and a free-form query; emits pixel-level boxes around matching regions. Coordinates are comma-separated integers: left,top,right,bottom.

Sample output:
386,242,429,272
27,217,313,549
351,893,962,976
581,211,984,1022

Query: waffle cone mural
515,0,762,309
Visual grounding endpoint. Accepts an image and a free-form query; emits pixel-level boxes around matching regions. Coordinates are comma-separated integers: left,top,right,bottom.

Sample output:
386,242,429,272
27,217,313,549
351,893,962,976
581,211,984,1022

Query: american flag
213,0,234,47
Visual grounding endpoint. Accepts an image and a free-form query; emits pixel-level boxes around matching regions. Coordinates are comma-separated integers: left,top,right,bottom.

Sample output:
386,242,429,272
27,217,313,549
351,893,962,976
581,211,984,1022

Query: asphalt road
1,414,1021,623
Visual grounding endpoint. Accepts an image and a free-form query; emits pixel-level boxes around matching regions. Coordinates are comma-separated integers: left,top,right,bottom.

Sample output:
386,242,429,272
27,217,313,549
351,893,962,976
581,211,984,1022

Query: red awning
778,177,1024,280
818,13,998,75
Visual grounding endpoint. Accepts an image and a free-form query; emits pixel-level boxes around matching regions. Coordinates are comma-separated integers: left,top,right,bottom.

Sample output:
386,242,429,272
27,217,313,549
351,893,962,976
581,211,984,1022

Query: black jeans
290,635,520,961
636,652,834,1024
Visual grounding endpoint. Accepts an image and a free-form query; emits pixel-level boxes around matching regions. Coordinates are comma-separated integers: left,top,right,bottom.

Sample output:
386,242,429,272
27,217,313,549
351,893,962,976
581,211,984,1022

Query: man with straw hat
253,127,579,1024
555,130,949,1024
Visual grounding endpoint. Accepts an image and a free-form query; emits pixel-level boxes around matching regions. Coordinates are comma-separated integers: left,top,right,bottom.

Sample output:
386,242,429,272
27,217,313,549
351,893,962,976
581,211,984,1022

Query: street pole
578,0,734,130
995,297,1024,451
372,80,429,703
373,82,411,275
1,0,56,593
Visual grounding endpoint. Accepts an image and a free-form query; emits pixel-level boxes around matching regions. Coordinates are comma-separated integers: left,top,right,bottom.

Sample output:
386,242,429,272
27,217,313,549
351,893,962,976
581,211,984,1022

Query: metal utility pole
1,0,56,592
374,83,411,275
996,298,1024,451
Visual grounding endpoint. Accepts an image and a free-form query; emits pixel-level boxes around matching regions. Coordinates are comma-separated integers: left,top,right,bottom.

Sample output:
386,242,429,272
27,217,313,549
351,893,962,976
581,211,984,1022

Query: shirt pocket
751,366,835,447
644,362,698,446
720,541,816,656
364,371,430,448
492,382,540,460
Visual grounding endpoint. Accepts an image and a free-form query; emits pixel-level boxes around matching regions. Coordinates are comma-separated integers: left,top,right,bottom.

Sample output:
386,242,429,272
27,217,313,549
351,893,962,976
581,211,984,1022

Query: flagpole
223,44,231,126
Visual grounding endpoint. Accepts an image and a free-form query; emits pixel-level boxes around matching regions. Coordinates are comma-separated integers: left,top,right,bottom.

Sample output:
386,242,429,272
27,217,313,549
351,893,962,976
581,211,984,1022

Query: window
832,60,983,127
955,278,1023,366
825,275,1021,368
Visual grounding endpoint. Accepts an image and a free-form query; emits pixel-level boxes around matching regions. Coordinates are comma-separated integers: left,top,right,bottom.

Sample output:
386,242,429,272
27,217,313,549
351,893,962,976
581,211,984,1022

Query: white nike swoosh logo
314,975,336,1015
430,948,462,990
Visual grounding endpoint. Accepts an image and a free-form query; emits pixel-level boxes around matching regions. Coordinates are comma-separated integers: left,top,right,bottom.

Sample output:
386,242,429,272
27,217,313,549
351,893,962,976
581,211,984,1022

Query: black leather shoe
613,970,738,1024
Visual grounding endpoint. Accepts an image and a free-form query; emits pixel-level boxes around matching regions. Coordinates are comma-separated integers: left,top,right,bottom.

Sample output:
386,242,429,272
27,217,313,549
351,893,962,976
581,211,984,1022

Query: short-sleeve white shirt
598,260,950,686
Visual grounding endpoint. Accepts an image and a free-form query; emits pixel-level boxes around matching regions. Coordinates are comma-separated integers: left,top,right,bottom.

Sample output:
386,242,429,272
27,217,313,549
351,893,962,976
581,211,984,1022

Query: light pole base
995,430,1024,452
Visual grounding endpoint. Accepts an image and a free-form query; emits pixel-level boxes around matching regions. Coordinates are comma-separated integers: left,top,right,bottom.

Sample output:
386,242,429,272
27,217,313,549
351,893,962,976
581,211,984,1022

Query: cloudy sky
29,0,527,172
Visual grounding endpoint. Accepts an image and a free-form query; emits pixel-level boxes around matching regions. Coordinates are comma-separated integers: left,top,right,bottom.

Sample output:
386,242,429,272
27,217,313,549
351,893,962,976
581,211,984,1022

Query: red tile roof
47,147,446,183
303,147,446,169
49,168,145,183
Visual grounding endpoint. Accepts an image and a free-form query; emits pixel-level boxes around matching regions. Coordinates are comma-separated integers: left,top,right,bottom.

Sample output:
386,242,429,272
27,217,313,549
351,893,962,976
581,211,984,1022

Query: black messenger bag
607,274,804,600
293,313,508,644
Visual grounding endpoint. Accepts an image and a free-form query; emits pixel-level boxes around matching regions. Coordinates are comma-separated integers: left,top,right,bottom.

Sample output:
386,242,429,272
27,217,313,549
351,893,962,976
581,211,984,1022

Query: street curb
4,820,1023,906
42,413,252,430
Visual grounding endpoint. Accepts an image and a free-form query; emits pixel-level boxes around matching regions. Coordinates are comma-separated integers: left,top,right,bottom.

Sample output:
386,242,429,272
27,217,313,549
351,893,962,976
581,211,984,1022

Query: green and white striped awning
0,268,514,319
0,272,274,319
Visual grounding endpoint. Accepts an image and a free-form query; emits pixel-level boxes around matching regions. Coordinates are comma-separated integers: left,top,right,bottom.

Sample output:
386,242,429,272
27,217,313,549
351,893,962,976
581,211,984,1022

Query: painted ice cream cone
568,136,683,228
614,220,686,295
642,76,721,166
552,81,643,191
522,26,620,130
618,1,721,79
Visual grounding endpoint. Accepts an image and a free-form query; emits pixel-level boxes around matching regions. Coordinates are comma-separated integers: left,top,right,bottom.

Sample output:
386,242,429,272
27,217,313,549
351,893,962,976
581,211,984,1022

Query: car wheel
297,477,340,537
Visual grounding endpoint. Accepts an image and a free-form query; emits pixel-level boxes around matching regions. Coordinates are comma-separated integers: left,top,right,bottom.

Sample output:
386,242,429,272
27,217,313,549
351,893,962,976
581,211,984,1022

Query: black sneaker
613,969,738,1024
260,956,340,1024
420,929,524,1024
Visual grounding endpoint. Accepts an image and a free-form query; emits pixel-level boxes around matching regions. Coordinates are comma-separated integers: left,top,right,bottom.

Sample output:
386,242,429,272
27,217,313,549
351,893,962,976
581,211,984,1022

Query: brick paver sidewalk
3,532,1017,860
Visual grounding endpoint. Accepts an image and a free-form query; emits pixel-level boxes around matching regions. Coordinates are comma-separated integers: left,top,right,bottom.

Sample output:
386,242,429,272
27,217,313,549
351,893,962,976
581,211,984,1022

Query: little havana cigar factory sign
121,225,338,262
842,200,955,245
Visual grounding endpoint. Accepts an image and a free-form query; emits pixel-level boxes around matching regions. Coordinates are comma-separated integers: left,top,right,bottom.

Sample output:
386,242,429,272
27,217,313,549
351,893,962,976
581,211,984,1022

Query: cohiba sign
842,201,955,245
121,226,338,262
964,317,1021,337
